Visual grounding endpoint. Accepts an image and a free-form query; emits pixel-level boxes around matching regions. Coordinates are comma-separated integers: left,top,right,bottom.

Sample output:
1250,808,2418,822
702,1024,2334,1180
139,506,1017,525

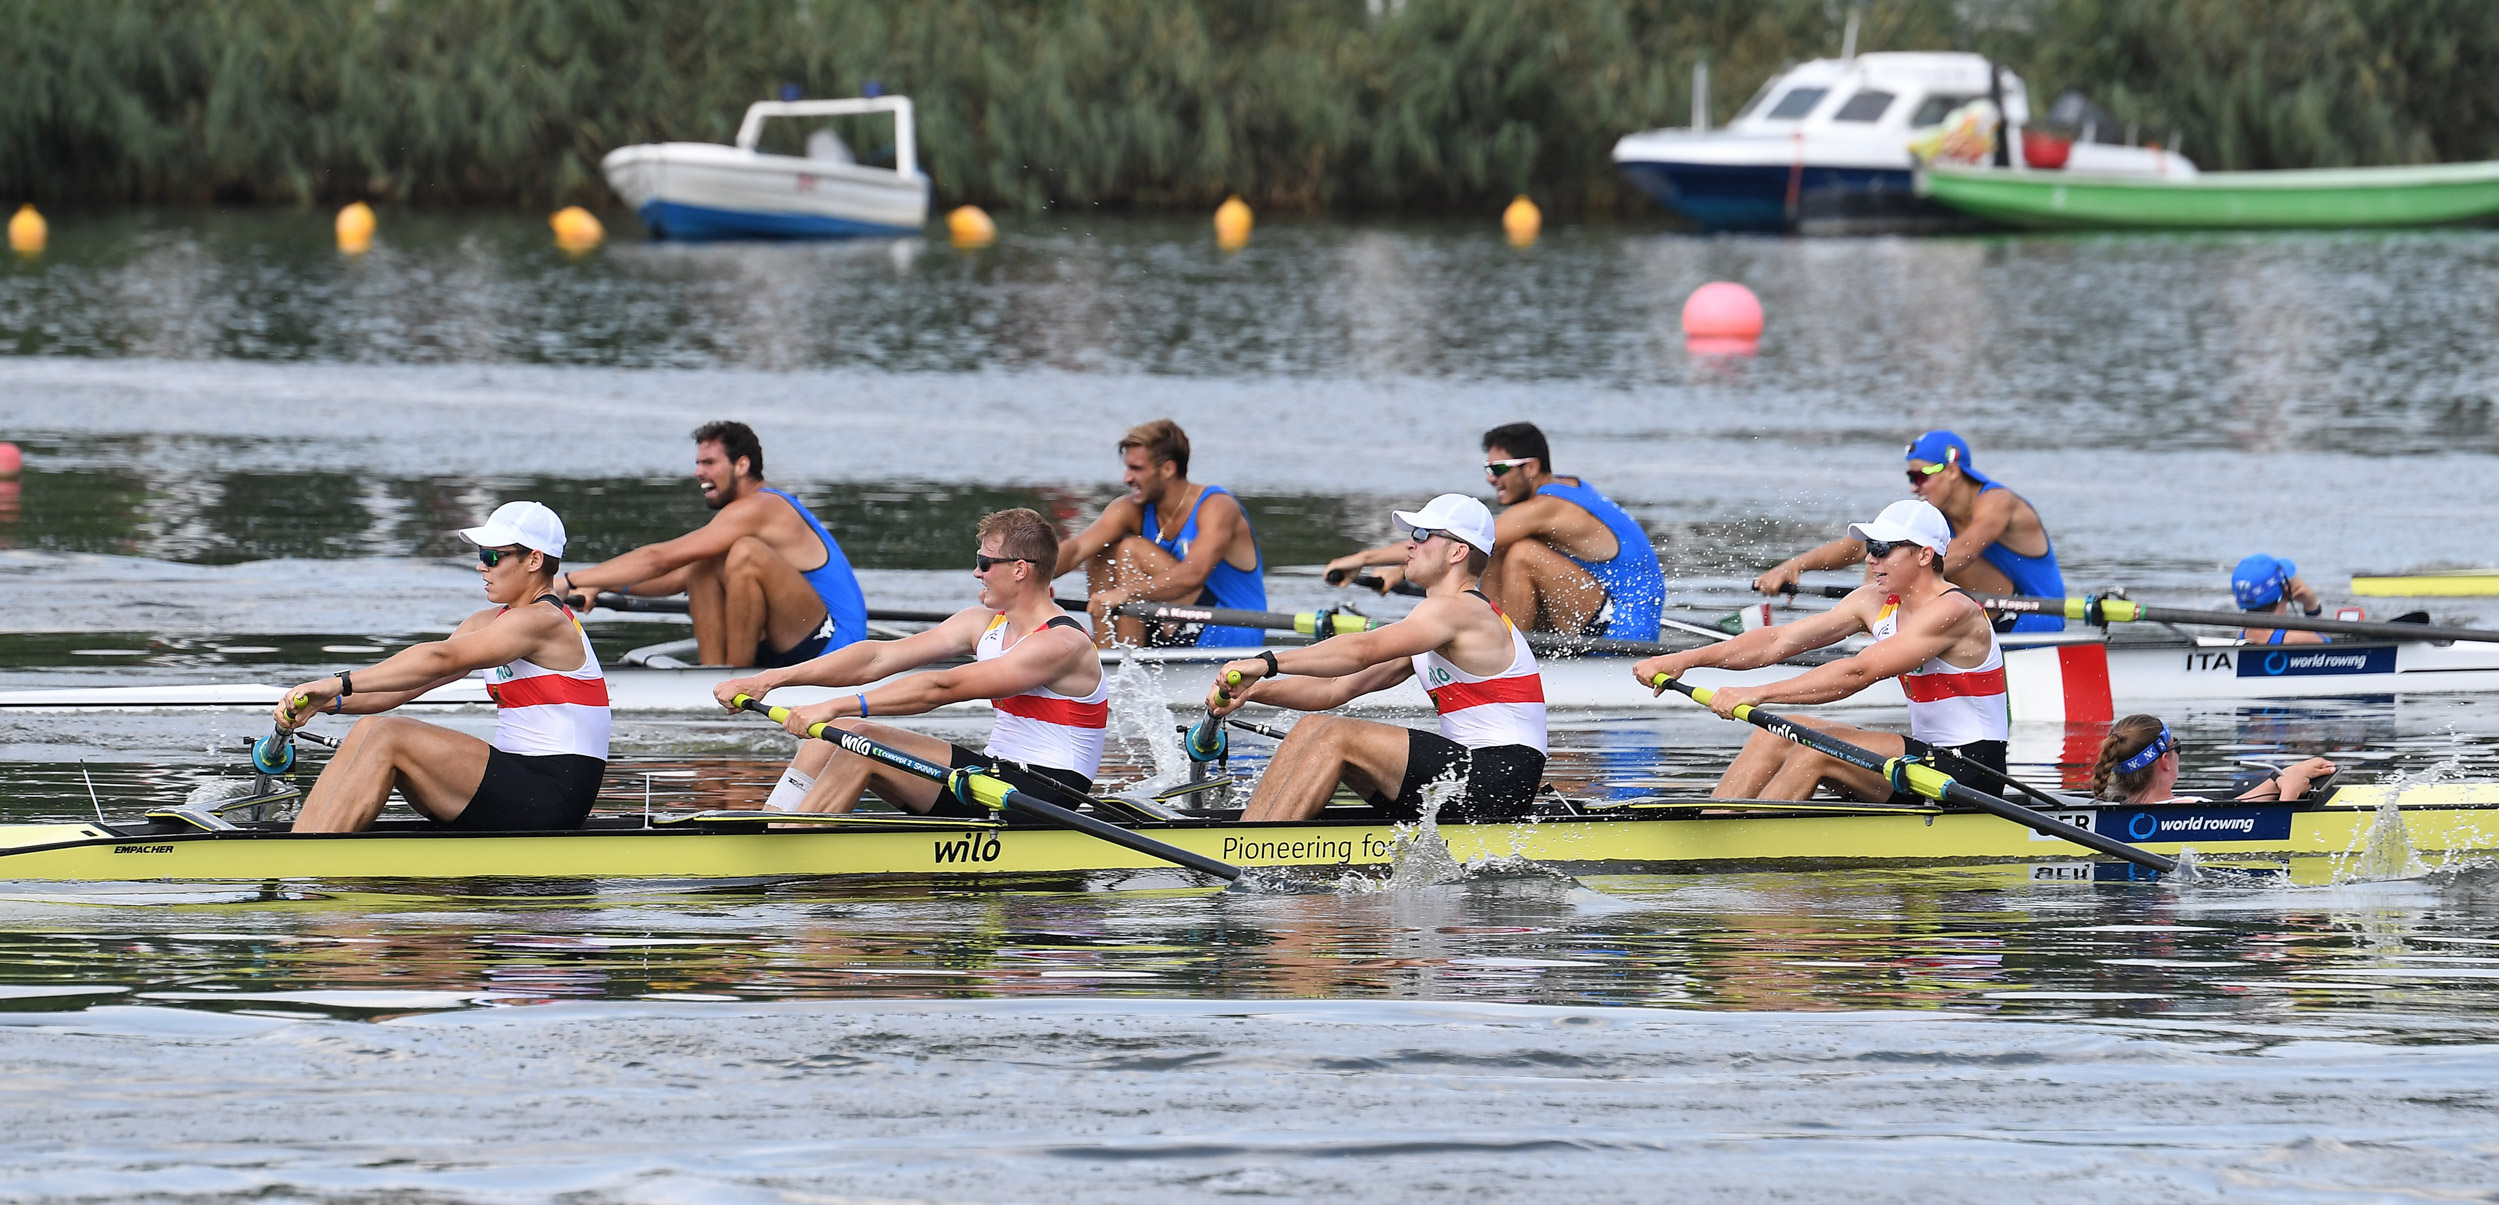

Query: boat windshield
1832,90,1895,122
1764,87,1829,120
1910,94,1980,127
1731,76,1784,121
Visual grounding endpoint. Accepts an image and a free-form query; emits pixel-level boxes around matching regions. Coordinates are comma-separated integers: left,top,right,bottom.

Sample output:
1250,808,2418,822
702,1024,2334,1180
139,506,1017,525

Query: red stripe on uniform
486,675,610,708
993,693,1110,729
1900,666,2006,703
1427,675,1546,713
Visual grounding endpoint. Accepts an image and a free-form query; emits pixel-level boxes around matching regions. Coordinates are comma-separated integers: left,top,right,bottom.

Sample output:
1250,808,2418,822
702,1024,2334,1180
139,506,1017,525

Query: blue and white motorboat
601,96,931,240
1611,52,2187,233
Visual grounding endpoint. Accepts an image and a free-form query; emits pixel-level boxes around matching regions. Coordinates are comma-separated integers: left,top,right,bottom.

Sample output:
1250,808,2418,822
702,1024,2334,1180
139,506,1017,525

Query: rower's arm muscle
1673,605,1864,671
577,502,765,588
755,614,980,692
864,629,1090,716
1241,658,1411,711
1745,603,1963,706
1943,492,2013,577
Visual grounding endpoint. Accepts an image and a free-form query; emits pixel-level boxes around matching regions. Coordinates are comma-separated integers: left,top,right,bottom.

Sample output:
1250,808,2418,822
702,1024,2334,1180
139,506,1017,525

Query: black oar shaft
1111,600,1709,658
1651,675,2176,874
596,592,1090,626
731,696,1241,881
1981,593,2499,644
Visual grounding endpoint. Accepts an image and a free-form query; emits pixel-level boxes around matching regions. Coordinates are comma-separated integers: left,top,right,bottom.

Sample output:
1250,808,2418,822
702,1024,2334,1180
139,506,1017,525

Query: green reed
0,0,2492,213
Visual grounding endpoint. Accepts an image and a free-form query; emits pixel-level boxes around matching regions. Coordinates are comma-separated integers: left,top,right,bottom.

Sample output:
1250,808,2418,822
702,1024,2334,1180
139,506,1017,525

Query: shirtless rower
274,501,610,832
1325,422,1662,639
1054,419,1267,648
1637,499,2008,803
2232,554,2327,645
1208,494,1547,823
560,421,868,667
712,508,1108,814
1754,430,2066,632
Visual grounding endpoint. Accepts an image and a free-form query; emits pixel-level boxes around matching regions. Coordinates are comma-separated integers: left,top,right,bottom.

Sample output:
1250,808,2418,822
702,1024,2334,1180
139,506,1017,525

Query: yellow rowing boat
2,782,2484,884
2352,569,2499,597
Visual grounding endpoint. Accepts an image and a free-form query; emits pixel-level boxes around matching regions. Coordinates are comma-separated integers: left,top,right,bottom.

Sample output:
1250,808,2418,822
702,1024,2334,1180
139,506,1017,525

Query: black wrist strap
338,670,354,698
1259,650,1280,678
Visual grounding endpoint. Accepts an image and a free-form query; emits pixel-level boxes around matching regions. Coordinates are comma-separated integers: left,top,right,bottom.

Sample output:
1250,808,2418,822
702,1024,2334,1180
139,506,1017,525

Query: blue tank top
1141,485,1267,647
760,487,868,649
1532,479,1664,640
1971,481,2065,633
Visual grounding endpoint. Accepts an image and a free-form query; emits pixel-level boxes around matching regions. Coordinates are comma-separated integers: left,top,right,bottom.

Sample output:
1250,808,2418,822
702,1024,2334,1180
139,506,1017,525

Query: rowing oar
729,694,1241,881
1902,736,2089,812
1647,673,2177,875
595,592,1091,626
1110,600,1710,659
1977,593,2499,645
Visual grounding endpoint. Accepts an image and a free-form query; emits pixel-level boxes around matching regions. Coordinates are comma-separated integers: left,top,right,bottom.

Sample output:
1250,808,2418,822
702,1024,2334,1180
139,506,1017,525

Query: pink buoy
1681,281,1764,339
0,442,19,478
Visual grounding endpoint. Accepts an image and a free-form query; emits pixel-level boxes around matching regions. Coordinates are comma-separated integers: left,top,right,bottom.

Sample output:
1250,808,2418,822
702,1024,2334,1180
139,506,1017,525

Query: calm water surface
4,212,2499,1201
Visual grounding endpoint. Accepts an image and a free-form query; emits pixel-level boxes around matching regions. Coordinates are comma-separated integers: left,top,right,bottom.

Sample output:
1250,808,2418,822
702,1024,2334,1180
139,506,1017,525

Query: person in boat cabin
1634,499,2010,803
275,501,610,833
712,508,1109,814
1207,494,1548,823
1326,422,1664,640
1053,419,1268,649
1754,430,2066,633
2091,714,2337,804
2232,554,2327,645
559,421,868,668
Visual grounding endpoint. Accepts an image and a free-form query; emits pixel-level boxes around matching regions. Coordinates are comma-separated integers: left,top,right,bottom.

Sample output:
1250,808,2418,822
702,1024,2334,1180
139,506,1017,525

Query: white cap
459,500,568,557
1392,493,1497,555
1847,498,1951,555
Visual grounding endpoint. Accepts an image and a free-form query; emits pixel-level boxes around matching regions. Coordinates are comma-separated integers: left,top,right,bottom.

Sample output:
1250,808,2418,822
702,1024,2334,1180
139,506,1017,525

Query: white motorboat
1611,52,2190,233
600,95,931,240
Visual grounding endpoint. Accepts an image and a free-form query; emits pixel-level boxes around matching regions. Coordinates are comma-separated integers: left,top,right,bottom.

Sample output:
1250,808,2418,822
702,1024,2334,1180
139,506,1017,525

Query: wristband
1259,650,1280,678
856,695,869,719
329,693,342,714
338,671,354,697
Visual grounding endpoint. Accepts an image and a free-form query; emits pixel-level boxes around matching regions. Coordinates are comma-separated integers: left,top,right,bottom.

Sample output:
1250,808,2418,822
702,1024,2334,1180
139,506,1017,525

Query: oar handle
733,693,832,740
1350,573,1427,598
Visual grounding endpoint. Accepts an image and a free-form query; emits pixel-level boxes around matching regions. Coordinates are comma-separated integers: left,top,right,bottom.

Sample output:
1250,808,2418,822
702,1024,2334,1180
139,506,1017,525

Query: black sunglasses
975,554,1037,572
1862,538,1908,560
477,546,527,568
1409,527,1453,544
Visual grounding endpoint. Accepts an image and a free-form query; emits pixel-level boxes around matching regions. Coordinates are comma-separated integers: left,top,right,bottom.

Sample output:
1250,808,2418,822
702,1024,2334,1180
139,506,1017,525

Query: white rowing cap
1848,499,1951,554
461,500,568,557
1393,493,1497,554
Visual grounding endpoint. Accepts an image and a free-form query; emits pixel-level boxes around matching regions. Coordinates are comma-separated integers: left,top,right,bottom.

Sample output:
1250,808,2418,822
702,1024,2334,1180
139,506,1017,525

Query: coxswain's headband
2117,723,2175,775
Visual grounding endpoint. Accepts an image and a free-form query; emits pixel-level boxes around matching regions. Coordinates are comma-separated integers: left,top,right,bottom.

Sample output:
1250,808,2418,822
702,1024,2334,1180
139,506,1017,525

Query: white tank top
480,600,611,759
1409,593,1547,753
978,614,1108,780
1868,591,2007,748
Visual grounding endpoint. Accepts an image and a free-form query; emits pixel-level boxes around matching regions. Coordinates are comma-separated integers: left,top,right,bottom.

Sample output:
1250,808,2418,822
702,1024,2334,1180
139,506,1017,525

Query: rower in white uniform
711,508,1108,814
1206,494,1548,823
1631,499,2009,802
275,501,611,832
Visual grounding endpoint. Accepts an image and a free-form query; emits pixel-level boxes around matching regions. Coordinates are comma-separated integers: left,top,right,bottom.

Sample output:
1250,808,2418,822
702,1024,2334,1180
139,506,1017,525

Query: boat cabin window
1764,87,1829,120
1832,90,1895,122
1732,76,1784,121
1910,94,1981,127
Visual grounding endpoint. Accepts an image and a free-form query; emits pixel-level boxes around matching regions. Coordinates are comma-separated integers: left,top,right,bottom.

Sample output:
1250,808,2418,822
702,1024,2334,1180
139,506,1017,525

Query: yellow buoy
1213,195,1252,251
1502,195,1542,246
550,205,605,252
335,201,376,253
946,205,997,248
7,204,45,255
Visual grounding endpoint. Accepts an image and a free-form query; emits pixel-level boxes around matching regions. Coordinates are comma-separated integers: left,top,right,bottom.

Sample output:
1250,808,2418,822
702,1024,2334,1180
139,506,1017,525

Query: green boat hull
1919,161,2499,230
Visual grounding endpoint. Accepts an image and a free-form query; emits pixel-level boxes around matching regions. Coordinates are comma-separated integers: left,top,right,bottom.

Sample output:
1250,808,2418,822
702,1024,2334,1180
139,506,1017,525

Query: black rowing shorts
1886,739,2007,806
1368,729,1547,823
756,612,838,669
927,744,1095,819
450,749,606,831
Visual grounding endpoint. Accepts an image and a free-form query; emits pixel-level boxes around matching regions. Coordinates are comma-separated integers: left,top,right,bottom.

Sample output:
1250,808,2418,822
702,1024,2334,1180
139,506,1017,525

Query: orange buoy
7,205,44,255
550,206,605,252
335,201,376,253
946,205,997,248
1501,195,1541,246
1682,281,1762,354
0,441,19,478
1213,195,1252,251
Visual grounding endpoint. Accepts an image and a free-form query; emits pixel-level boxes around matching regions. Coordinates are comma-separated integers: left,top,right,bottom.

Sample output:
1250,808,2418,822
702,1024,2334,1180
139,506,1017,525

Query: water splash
1101,653,1188,792
2339,802,2430,883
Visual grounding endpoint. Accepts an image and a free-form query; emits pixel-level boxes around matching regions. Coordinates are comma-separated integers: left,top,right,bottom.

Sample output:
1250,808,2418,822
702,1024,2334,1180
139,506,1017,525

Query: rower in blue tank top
2232,554,2327,646
559,421,870,666
1754,430,2067,633
1055,419,1269,648
1325,422,1664,639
